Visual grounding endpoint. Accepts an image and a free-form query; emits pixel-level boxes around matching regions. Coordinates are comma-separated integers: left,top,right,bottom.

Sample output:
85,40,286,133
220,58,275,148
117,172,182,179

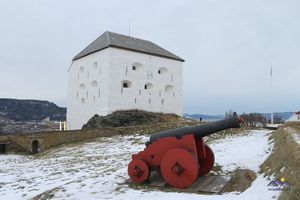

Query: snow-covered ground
209,130,272,172
0,130,280,200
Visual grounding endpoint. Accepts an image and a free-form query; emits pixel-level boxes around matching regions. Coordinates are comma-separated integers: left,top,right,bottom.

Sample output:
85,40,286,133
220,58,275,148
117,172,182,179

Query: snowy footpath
0,130,280,200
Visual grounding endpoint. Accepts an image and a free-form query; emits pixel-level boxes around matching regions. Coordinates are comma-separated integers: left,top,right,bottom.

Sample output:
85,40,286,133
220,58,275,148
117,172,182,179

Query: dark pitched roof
72,31,184,62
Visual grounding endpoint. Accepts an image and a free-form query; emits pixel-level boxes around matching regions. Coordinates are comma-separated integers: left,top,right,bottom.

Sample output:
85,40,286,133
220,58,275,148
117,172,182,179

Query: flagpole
270,64,273,124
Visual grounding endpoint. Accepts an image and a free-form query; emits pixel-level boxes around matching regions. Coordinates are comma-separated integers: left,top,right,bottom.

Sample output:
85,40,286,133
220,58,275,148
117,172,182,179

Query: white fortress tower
67,31,184,130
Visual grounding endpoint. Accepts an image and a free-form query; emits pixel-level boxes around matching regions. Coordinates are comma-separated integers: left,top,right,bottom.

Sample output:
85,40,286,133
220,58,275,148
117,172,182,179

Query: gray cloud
0,0,299,114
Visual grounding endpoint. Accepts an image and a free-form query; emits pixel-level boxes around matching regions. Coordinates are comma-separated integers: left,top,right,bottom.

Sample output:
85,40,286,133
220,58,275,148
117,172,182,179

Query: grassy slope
260,122,300,200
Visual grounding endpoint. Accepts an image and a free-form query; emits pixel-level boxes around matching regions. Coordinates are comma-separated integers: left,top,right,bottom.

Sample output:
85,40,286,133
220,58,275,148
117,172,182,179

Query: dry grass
260,122,300,200
205,125,256,143
221,169,256,193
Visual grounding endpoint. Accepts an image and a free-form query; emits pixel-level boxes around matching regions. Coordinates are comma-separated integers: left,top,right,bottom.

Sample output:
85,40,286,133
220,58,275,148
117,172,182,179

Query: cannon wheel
128,158,150,183
198,145,215,176
160,148,199,188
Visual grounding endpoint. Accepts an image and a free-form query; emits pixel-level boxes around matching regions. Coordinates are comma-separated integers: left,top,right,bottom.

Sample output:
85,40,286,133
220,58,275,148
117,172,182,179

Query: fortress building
67,31,184,130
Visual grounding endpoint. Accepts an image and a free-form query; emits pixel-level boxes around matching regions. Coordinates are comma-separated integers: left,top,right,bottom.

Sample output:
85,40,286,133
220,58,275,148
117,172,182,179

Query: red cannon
128,116,242,188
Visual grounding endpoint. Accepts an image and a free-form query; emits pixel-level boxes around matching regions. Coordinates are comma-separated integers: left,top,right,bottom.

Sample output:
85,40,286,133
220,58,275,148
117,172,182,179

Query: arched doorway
32,140,39,154
0,144,5,154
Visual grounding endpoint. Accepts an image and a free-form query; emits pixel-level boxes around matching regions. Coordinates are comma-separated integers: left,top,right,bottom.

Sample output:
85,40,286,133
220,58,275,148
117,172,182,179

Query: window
165,85,174,94
91,80,98,87
98,88,101,98
93,62,98,69
86,91,88,98
79,83,85,89
76,91,78,98
144,83,153,90
139,89,141,95
134,98,137,104
161,99,164,106
173,92,175,97
121,80,132,88
132,62,143,71
81,98,85,105
159,91,161,97
79,66,84,72
93,96,96,103
149,99,151,104
158,67,168,75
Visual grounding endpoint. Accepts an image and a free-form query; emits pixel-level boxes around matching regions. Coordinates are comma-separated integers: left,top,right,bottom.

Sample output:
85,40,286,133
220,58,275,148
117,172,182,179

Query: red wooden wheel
128,158,150,183
198,145,215,176
160,148,199,188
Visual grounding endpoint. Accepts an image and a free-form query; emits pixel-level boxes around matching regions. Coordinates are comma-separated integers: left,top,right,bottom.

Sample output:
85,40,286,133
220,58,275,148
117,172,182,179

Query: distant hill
0,98,66,121
184,112,294,122
259,112,293,121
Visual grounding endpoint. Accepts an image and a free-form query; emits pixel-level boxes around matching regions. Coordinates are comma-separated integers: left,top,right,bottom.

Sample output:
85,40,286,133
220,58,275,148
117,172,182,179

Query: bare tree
240,113,267,127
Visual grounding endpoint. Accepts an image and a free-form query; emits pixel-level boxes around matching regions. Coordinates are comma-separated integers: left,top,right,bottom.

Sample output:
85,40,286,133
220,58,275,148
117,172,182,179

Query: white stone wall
108,47,183,116
67,47,183,130
286,113,300,122
67,49,110,130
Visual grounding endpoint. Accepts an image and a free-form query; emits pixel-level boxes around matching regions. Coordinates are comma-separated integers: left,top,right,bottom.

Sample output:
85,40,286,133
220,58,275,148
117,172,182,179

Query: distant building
286,111,300,122
67,31,184,130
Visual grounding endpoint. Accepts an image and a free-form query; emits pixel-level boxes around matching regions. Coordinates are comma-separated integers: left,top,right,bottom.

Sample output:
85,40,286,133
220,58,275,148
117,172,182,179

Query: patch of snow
112,174,279,200
265,124,282,128
210,130,272,172
292,133,300,145
0,130,280,200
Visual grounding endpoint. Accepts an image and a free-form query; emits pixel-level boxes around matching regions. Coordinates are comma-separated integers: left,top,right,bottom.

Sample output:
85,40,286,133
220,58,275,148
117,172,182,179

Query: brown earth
82,110,183,129
221,169,256,193
260,122,300,200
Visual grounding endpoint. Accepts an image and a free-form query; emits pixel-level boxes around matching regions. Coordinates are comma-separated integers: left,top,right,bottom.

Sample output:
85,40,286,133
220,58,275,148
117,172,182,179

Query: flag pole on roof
129,19,131,37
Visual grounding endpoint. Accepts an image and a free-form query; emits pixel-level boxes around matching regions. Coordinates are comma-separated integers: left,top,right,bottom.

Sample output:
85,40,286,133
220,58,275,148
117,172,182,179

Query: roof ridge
106,31,153,43
73,31,184,62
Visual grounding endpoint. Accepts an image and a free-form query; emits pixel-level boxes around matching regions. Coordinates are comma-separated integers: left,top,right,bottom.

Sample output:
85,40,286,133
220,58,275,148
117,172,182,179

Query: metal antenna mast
270,63,273,124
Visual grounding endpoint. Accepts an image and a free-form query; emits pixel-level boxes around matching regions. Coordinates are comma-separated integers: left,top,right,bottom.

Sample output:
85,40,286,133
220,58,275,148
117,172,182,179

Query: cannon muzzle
149,116,242,143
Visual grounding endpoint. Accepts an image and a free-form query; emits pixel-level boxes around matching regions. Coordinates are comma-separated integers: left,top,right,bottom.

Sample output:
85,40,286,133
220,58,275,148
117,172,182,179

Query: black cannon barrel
149,116,241,143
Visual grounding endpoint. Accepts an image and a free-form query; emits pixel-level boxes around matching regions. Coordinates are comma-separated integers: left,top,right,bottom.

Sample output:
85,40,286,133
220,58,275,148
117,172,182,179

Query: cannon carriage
128,116,242,188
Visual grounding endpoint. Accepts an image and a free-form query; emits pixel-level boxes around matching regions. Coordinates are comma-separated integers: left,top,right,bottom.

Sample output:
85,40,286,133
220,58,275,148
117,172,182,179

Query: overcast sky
0,0,299,114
